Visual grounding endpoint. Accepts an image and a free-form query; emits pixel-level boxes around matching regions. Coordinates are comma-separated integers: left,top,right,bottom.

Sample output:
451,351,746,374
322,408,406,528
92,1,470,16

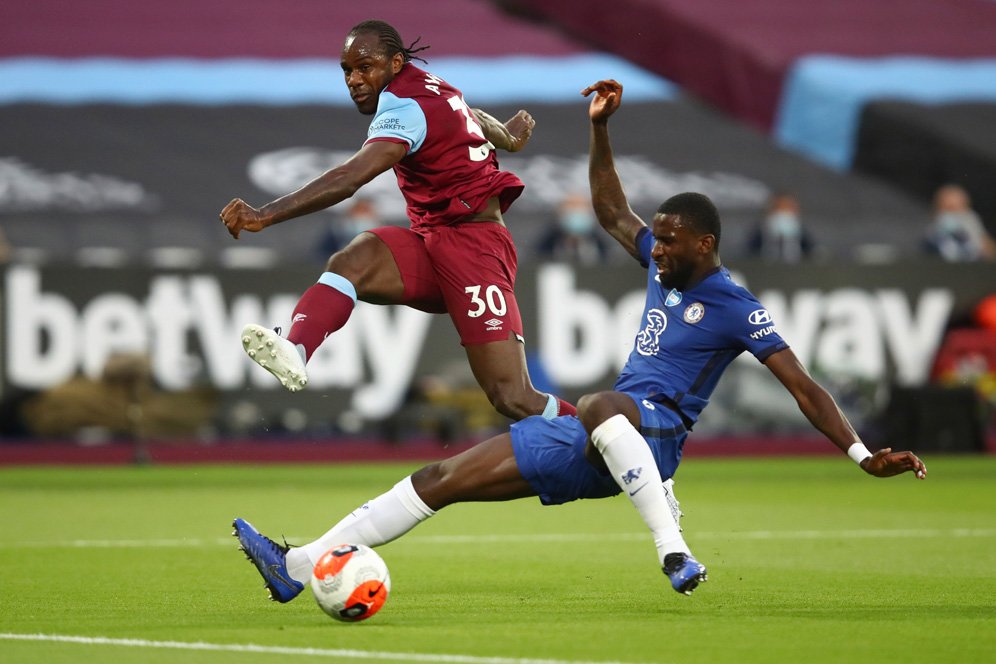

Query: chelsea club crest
683,302,705,324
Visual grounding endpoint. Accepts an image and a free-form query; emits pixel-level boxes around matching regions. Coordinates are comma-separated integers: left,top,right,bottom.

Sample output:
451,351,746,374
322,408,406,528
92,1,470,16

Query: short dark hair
348,20,430,64
658,192,721,248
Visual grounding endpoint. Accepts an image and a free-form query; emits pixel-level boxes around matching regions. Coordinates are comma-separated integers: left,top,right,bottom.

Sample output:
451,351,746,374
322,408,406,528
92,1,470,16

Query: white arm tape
847,441,873,465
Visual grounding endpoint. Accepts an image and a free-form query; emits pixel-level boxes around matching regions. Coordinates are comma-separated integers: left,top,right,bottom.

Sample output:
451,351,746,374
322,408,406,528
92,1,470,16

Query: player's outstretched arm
471,109,534,153
764,348,927,479
582,80,646,260
220,140,406,239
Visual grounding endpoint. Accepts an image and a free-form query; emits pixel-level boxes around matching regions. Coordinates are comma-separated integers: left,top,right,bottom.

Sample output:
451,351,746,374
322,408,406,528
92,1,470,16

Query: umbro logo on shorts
484,318,504,330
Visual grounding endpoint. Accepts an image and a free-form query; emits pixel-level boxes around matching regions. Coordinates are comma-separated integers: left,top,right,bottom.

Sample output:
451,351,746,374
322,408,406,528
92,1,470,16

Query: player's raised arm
763,348,928,479
220,140,407,240
582,80,647,260
471,108,534,153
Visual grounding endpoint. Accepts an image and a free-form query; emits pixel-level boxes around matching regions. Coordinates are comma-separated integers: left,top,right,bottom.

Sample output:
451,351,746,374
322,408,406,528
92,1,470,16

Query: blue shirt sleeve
635,226,653,267
365,91,427,153
728,290,788,362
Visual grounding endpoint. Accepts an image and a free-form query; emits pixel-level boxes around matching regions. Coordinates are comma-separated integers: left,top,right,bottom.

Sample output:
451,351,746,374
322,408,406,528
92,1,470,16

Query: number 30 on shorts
464,284,507,318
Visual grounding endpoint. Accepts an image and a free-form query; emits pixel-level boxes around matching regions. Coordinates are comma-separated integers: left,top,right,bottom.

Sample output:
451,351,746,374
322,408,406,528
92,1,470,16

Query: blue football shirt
613,228,789,426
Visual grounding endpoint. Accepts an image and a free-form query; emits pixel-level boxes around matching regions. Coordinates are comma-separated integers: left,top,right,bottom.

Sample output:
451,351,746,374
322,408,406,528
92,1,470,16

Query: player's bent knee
326,250,364,282
577,391,632,432
576,393,595,415
576,393,604,431
327,234,391,279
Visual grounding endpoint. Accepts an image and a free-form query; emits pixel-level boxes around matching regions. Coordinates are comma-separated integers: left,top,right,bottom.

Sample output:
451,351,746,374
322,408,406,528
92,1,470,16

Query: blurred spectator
923,184,996,261
318,197,381,258
746,193,817,263
536,192,609,264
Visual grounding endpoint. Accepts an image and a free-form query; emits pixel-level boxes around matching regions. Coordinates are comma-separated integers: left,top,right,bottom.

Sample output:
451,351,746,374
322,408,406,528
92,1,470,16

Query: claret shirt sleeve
364,91,428,153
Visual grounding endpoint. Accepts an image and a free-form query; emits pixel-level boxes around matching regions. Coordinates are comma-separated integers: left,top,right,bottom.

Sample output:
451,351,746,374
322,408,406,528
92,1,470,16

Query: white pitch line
407,528,996,543
0,528,993,550
0,633,638,664
0,537,234,549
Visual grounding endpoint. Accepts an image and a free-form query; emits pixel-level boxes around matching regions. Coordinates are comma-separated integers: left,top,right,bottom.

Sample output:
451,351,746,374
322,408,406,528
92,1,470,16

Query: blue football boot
232,517,304,603
662,552,708,595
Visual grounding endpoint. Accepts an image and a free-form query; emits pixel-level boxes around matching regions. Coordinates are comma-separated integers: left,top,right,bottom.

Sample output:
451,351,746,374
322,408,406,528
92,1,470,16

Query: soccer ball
310,544,391,622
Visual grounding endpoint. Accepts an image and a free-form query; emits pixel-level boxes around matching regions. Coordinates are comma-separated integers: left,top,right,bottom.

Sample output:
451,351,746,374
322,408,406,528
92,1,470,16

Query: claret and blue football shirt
363,63,523,232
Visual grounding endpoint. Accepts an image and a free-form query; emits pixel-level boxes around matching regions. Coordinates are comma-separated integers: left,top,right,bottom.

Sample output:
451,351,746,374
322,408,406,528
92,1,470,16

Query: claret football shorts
369,222,523,346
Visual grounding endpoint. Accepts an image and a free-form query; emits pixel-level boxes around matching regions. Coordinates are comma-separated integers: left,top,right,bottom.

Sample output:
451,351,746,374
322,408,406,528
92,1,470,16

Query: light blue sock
541,393,559,419
317,272,357,302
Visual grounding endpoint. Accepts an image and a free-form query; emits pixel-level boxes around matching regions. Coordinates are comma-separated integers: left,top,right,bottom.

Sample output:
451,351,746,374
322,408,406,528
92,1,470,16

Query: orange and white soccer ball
310,544,391,622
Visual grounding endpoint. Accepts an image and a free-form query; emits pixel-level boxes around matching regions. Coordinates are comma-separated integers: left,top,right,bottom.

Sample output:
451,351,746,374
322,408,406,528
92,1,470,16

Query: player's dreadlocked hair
658,192,722,249
348,20,430,64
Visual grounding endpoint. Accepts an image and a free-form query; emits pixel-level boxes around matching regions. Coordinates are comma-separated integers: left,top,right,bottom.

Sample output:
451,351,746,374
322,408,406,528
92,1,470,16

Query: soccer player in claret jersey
220,20,574,421
233,79,927,602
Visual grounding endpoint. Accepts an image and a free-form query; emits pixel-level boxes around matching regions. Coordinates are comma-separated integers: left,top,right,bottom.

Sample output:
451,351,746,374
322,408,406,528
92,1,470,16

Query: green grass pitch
1,456,994,664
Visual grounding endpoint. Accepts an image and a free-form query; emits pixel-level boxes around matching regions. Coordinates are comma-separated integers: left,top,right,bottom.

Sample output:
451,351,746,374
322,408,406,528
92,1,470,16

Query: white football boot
241,324,308,392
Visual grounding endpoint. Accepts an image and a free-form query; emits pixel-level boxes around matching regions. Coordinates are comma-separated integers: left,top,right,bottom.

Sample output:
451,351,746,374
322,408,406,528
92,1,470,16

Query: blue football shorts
509,393,688,506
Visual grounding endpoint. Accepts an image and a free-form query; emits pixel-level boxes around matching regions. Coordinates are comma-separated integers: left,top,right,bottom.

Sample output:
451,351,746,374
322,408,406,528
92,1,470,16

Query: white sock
591,414,690,565
285,475,436,584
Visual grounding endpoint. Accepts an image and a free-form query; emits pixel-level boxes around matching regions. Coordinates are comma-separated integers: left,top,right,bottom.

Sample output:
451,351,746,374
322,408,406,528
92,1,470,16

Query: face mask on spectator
766,212,800,237
936,212,973,234
560,211,595,234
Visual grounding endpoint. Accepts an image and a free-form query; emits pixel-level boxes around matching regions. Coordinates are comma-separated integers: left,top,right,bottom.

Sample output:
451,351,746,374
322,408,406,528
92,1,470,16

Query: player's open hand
582,80,623,124
220,198,268,239
505,110,535,152
860,447,928,479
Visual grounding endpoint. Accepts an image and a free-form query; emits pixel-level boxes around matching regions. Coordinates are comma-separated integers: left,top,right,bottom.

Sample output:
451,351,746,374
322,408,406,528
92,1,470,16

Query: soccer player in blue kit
233,79,927,601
